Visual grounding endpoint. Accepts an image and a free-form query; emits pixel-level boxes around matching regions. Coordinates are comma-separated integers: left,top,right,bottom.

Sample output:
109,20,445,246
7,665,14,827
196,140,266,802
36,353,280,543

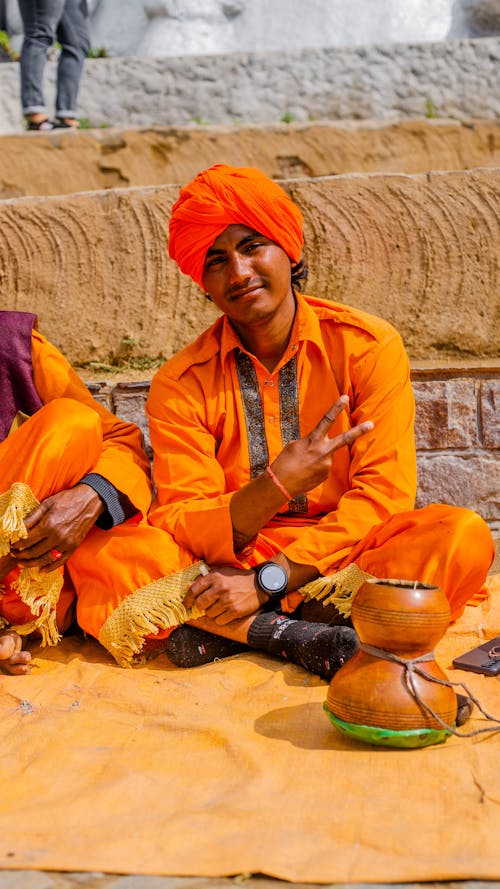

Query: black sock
164,625,248,668
247,612,359,681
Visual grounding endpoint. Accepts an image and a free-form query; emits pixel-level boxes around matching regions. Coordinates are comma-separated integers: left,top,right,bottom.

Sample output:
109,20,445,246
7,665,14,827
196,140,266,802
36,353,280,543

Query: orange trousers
0,398,104,633
280,505,494,623
0,400,191,648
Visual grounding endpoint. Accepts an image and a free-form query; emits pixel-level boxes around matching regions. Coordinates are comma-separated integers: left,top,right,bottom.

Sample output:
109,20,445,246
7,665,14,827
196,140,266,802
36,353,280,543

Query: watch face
259,563,287,593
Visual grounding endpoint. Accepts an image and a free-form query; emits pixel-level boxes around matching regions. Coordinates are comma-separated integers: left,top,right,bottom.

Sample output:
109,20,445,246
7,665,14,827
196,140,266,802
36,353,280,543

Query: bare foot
0,630,31,675
56,117,78,128
26,112,48,124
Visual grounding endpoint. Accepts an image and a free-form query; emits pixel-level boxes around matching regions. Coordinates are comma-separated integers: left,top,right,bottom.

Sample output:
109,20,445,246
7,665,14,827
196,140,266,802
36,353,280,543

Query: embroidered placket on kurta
235,350,308,514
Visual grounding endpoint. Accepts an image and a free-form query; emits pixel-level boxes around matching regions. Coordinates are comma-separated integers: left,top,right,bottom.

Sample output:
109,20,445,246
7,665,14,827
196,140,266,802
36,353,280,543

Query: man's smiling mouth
229,283,265,300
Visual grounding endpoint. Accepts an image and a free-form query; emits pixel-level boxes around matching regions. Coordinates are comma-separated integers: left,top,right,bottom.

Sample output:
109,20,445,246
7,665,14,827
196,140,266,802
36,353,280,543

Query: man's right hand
10,484,105,573
271,395,374,497
230,395,374,556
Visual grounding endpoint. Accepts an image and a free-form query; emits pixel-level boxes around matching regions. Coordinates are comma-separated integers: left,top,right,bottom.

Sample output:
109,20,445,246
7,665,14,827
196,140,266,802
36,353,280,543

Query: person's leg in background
53,0,90,127
18,0,66,129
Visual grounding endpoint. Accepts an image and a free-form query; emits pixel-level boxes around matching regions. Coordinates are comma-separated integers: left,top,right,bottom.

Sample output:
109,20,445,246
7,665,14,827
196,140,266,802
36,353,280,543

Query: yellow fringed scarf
0,482,63,646
99,561,209,667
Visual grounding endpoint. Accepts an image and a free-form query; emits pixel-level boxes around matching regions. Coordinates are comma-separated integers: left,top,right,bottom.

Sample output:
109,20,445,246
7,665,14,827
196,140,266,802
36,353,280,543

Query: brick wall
86,363,500,533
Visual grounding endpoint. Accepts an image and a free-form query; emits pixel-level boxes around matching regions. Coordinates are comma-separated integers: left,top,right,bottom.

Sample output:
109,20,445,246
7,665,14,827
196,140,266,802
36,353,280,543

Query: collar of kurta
219,292,327,369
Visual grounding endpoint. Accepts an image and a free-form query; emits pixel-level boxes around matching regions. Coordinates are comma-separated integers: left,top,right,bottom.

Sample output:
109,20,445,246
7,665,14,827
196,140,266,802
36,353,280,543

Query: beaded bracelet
265,465,292,501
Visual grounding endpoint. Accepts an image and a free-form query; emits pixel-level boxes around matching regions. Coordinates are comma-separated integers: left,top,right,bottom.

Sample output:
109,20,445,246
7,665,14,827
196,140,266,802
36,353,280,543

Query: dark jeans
18,0,90,118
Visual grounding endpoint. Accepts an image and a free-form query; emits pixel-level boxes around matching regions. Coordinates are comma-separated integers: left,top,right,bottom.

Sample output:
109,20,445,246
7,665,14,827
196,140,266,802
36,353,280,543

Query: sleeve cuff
79,473,139,530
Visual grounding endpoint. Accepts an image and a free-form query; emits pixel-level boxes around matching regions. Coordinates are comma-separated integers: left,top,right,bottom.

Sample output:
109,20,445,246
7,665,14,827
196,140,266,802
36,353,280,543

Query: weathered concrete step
1,169,498,364
83,361,500,531
1,878,499,889
1,119,500,199
1,37,499,134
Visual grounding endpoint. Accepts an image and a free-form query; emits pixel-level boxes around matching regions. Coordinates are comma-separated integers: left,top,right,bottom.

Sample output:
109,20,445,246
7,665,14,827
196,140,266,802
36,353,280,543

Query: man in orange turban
144,164,494,706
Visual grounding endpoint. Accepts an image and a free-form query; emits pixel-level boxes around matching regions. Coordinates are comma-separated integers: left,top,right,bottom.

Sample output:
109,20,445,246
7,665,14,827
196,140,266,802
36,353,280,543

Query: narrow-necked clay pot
326,578,456,731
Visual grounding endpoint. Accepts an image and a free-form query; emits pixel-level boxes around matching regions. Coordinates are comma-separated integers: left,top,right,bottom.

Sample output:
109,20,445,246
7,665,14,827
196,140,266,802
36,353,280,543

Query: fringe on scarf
99,560,209,668
297,563,376,617
0,482,39,555
0,482,63,646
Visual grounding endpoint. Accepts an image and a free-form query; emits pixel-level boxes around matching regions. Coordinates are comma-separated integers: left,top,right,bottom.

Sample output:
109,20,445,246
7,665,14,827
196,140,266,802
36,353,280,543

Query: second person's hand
10,484,105,572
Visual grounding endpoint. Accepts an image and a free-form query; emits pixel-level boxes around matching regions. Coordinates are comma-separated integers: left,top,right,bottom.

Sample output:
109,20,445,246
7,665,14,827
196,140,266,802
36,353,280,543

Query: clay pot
326,578,456,731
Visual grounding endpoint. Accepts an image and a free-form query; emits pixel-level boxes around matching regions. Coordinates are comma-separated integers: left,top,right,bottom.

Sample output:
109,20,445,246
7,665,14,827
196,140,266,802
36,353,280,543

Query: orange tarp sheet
1,576,499,882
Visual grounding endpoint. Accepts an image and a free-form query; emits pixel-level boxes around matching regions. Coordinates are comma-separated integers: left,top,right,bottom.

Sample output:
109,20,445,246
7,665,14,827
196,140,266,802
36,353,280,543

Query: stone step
1,118,500,199
0,169,498,364
0,37,499,134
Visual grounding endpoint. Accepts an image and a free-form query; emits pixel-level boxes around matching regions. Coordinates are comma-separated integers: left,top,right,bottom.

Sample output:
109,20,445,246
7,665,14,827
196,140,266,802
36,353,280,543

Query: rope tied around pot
359,642,500,738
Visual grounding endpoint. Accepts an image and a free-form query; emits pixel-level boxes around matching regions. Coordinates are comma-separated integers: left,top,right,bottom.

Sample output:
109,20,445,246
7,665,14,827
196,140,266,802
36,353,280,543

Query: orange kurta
147,293,417,565
146,294,493,620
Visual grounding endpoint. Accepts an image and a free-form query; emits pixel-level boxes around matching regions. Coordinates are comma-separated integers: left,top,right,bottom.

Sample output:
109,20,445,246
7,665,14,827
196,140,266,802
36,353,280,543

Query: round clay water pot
351,577,451,654
326,578,456,738
326,650,456,731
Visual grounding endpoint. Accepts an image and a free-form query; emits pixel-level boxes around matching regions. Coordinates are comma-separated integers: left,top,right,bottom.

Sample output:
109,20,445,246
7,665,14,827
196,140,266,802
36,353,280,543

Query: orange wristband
265,465,292,501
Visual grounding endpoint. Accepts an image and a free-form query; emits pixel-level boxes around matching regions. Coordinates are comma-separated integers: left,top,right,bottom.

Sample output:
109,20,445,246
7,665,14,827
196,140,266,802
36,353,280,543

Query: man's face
202,224,294,332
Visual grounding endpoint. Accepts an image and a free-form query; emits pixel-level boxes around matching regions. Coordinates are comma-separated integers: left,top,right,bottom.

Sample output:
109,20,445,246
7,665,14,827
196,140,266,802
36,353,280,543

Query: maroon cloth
0,311,43,442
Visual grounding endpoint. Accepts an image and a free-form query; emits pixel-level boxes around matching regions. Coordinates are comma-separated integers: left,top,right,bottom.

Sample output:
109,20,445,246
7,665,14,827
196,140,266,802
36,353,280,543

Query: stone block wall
86,366,500,533
1,37,500,134
411,370,499,529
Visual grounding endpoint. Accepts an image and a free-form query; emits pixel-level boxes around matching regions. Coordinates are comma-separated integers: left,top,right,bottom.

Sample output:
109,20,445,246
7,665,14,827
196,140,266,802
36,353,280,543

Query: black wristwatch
253,561,288,606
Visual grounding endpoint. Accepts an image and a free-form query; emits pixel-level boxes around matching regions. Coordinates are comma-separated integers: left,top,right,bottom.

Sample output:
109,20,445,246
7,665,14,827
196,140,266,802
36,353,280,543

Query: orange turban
168,164,304,289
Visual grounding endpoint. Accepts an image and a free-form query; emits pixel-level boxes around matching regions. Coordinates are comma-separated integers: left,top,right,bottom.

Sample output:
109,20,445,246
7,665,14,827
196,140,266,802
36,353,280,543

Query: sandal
26,118,54,131
52,118,78,129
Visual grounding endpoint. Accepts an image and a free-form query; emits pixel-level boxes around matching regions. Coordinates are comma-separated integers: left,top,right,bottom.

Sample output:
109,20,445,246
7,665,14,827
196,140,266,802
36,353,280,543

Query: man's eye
206,255,225,268
245,241,261,252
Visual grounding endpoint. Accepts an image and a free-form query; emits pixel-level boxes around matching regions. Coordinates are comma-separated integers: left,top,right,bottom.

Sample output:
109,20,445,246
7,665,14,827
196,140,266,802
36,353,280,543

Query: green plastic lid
324,703,451,748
